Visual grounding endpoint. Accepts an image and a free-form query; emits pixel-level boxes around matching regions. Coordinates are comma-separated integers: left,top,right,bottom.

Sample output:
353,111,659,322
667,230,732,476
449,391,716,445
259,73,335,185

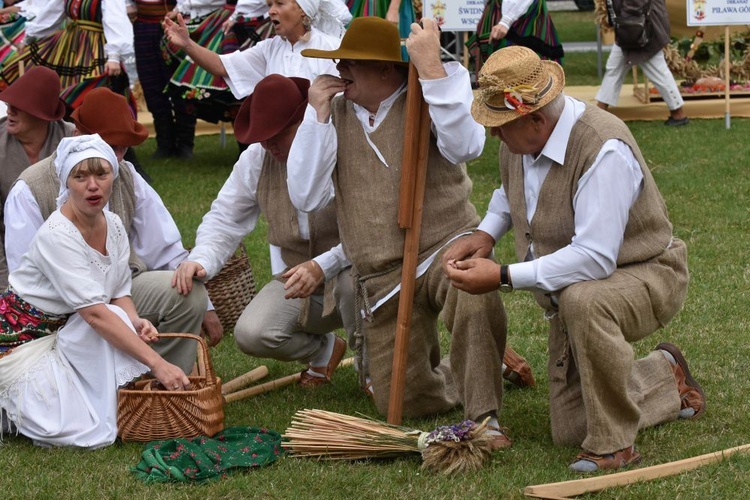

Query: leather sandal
656,342,706,419
299,336,347,388
569,445,642,473
486,425,513,451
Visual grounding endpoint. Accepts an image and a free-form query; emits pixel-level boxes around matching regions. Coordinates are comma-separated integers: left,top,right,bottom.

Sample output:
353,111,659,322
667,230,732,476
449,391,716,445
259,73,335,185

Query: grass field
4,11,750,497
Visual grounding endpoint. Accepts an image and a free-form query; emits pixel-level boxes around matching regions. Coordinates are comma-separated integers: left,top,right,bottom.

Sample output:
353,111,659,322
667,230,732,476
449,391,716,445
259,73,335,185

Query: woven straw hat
301,17,406,64
471,46,565,128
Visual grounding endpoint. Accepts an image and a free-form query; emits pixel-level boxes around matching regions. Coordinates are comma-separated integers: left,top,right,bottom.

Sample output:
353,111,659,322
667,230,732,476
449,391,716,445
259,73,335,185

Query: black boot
175,113,197,160
151,114,176,159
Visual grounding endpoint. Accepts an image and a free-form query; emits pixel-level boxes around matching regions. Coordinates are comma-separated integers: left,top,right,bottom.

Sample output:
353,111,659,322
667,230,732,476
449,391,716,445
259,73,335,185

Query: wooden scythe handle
221,365,269,395
524,443,750,499
388,62,432,425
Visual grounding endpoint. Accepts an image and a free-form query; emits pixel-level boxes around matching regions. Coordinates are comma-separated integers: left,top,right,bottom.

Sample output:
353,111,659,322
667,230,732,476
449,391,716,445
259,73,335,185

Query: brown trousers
364,254,507,421
548,240,688,454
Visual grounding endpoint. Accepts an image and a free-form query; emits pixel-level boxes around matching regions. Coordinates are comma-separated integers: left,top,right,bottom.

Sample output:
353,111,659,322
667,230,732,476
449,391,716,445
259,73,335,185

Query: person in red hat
0,66,75,289
3,87,222,375
172,74,354,388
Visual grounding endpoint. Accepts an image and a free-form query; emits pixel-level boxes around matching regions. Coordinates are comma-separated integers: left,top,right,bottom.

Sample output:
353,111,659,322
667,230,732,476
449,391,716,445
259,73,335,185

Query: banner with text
422,0,484,32
687,0,750,25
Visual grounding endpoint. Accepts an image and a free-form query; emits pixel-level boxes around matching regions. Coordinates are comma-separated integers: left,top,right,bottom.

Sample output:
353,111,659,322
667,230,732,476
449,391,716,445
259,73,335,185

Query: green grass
4,114,749,497
3,10,745,495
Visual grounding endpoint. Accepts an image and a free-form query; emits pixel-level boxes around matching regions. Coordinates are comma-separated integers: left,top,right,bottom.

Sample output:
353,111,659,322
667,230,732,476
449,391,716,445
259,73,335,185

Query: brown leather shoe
299,336,347,388
569,445,642,473
486,426,513,451
656,342,706,419
503,345,536,388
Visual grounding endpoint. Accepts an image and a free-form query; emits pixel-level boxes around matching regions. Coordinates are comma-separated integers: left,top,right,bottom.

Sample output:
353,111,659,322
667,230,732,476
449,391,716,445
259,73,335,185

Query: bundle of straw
282,409,495,474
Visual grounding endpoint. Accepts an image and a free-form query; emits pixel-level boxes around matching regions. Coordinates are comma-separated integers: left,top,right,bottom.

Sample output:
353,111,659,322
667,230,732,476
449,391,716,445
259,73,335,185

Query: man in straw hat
172,74,354,387
0,66,75,289
443,45,704,472
286,16,534,449
4,87,220,374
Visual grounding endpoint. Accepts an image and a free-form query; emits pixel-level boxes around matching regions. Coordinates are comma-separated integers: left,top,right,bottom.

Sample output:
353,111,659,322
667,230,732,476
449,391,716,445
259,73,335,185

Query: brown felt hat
301,16,406,64
70,88,149,147
233,74,310,144
0,66,66,121
471,46,565,128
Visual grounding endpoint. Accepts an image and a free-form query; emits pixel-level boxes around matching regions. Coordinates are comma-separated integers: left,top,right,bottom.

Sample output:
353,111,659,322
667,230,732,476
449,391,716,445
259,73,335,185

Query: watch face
499,283,513,293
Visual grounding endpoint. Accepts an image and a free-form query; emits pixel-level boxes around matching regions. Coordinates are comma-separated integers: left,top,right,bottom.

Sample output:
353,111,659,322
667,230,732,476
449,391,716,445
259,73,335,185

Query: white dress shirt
477,96,645,294
187,143,349,281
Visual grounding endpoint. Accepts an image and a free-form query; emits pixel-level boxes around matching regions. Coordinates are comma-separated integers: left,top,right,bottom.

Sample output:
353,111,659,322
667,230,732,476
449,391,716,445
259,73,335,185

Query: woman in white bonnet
163,0,352,99
0,134,189,449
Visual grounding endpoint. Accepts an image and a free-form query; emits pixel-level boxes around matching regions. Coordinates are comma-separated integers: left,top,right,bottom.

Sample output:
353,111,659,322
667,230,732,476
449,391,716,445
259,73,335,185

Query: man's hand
490,23,509,42
443,258,501,294
309,75,346,123
163,13,191,49
201,310,223,347
442,230,495,268
405,17,446,80
171,261,207,295
282,260,325,299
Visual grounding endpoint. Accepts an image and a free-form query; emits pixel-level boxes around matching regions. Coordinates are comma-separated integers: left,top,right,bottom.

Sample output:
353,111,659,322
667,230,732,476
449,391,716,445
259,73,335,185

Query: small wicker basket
117,333,225,442
205,244,257,331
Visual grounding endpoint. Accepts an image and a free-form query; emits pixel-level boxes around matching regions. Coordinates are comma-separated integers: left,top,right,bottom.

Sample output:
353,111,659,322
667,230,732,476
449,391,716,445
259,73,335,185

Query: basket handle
156,333,217,388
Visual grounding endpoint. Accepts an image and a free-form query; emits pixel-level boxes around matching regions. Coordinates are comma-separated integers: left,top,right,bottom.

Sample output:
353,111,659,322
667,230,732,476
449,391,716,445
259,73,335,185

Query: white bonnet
295,0,352,38
54,134,119,208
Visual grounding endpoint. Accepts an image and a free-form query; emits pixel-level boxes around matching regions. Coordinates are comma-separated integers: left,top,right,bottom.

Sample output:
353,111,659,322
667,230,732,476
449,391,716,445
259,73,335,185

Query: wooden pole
524,443,750,499
388,62,432,425
724,25,731,129
221,365,269,395
222,357,354,403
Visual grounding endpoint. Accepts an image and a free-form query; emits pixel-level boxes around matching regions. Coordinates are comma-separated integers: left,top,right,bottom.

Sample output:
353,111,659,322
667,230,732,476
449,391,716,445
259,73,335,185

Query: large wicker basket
205,244,257,331
117,333,225,442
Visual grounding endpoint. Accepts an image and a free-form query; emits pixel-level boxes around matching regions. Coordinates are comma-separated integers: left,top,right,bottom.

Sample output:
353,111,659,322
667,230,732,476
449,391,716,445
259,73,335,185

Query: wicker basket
117,333,225,442
205,244,257,331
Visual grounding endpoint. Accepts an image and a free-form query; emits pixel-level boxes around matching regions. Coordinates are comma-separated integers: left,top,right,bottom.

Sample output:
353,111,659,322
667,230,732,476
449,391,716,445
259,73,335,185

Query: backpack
606,0,653,50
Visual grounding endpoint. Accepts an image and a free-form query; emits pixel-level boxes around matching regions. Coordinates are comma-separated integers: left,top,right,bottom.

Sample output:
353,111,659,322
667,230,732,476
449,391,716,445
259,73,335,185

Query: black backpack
606,0,653,50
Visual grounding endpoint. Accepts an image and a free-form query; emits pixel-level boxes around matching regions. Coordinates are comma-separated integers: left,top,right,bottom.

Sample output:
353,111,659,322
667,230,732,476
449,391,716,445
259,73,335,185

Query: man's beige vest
500,104,687,320
256,152,340,274
331,93,479,287
16,154,146,274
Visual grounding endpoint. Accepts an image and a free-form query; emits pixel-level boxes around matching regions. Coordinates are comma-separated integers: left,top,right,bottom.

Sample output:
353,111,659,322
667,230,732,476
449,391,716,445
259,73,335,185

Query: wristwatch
499,265,513,293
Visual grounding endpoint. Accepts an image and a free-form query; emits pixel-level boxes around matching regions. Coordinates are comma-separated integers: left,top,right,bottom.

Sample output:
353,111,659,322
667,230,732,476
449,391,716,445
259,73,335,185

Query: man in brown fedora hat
0,66,74,289
173,74,354,388
287,16,530,448
443,45,704,472
4,87,221,374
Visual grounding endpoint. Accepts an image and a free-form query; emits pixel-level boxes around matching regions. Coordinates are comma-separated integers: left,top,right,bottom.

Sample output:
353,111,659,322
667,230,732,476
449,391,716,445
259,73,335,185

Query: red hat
70,88,149,147
0,66,66,121
233,74,309,144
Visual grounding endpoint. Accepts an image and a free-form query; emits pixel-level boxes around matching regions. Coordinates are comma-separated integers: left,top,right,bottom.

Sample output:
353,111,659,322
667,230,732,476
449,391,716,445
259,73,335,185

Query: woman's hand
490,23,509,42
222,17,236,35
171,261,207,295
133,318,159,343
163,13,191,50
151,359,192,391
104,61,121,76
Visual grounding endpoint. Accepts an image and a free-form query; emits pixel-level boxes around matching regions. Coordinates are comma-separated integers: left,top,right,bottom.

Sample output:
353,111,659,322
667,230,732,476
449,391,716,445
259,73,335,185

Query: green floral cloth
131,426,284,483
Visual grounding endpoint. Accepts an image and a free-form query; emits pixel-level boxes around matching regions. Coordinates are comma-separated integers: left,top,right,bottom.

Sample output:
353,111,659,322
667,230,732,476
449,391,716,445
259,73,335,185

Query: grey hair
537,93,565,120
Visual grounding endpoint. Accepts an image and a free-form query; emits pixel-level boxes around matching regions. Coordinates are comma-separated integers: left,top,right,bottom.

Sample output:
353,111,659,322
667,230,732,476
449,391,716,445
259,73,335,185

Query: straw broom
283,409,495,474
